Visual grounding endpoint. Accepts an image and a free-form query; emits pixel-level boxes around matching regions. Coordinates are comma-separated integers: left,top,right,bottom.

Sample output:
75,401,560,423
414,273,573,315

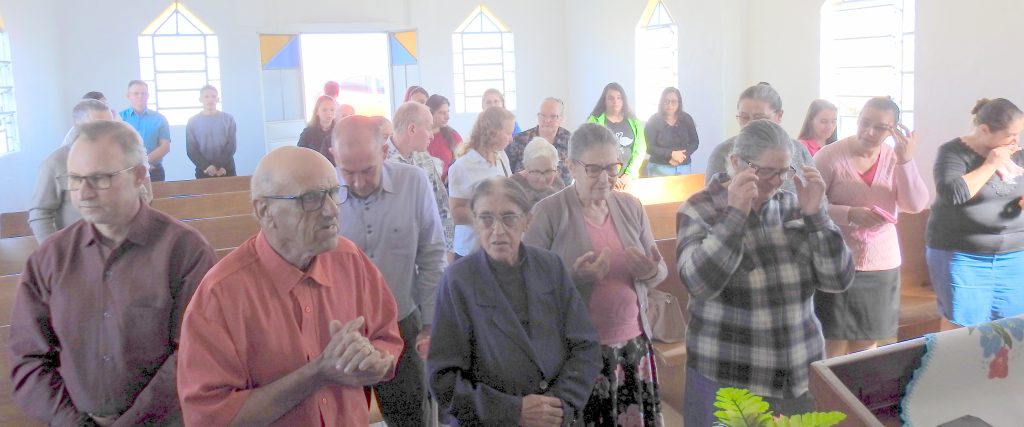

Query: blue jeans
647,162,691,177
684,367,815,426
926,247,1024,326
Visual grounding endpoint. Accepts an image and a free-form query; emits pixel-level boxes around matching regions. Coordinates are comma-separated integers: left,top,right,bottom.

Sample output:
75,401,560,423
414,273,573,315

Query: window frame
635,0,679,119
451,5,516,114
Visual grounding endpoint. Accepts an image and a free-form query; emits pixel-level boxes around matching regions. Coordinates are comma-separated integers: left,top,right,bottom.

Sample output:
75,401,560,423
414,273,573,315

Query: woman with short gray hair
511,137,566,208
677,119,854,425
525,123,667,425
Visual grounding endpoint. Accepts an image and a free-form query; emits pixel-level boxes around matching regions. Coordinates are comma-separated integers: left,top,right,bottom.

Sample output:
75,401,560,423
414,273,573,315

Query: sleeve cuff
803,208,831,232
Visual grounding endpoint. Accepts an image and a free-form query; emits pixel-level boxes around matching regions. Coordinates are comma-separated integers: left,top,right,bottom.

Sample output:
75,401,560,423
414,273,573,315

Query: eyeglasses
537,113,562,121
59,165,138,191
573,160,623,178
526,169,558,178
475,213,523,229
263,186,346,212
745,160,797,181
736,113,773,122
857,119,893,133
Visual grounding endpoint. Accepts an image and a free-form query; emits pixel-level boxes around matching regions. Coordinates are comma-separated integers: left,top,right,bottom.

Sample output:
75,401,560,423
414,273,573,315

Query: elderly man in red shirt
176,146,402,426
9,120,216,426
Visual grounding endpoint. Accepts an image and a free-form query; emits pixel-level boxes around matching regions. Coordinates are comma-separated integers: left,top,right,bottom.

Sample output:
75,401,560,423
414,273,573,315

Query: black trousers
373,310,426,427
149,164,165,182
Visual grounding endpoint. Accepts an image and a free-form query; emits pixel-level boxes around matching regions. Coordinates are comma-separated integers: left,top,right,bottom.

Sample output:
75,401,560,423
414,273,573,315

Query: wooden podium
809,338,926,426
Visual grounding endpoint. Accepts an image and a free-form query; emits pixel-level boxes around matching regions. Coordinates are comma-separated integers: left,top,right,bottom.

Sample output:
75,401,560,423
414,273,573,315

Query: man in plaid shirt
677,120,854,425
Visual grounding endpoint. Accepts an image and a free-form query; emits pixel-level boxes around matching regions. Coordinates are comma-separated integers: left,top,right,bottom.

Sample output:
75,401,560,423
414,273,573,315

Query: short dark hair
590,82,635,120
82,91,106,101
972,98,1024,132
404,85,429,101
862,96,901,124
127,80,147,89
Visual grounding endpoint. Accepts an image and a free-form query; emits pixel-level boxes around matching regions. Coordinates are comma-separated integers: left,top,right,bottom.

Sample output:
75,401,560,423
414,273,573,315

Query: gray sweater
523,185,668,340
28,144,81,242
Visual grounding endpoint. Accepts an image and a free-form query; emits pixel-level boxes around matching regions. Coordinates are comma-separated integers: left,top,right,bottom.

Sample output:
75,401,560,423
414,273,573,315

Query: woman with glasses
705,82,813,190
586,83,646,190
813,97,929,357
645,87,700,176
428,177,601,426
677,119,854,425
511,137,566,209
525,123,667,426
449,107,515,260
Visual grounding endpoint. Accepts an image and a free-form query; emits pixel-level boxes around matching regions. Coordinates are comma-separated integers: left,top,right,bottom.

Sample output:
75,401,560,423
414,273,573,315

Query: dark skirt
815,268,900,340
583,334,663,426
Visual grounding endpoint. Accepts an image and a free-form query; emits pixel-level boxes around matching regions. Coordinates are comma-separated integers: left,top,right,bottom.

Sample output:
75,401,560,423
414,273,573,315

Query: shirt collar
385,138,411,163
254,231,334,295
81,201,154,248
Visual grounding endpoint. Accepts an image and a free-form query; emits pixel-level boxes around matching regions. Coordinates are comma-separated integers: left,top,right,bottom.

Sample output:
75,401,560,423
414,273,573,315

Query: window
0,14,18,155
138,2,220,125
821,0,914,138
452,5,515,113
635,0,679,119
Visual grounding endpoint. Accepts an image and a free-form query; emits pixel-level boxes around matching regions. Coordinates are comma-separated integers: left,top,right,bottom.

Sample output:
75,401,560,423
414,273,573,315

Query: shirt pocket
382,224,416,263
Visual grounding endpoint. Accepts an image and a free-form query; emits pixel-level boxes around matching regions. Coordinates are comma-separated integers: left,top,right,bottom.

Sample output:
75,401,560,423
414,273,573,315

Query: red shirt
177,232,402,427
427,127,463,183
9,203,216,426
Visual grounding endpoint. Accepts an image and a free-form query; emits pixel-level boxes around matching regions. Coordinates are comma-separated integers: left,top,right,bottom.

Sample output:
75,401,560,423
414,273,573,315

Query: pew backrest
152,191,253,221
151,175,251,199
0,211,30,239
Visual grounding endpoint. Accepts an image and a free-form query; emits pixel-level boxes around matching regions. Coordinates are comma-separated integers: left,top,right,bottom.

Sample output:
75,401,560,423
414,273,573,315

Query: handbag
645,289,687,343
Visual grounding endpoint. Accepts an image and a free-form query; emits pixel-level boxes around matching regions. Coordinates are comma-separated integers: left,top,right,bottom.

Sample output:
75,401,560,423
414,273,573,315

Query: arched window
821,0,914,138
0,13,18,155
138,2,220,125
451,5,515,113
635,0,679,119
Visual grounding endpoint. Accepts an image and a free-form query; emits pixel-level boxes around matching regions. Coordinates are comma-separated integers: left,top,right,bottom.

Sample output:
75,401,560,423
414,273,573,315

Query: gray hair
72,99,112,125
393,101,430,136
522,137,559,167
69,120,147,168
541,97,565,111
568,123,617,161
731,119,793,165
738,82,782,113
469,177,532,215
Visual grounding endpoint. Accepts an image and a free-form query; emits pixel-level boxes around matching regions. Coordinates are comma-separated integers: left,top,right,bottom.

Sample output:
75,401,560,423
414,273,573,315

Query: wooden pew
627,174,706,240
151,191,253,221
185,214,260,250
151,175,250,199
0,237,37,277
0,211,30,239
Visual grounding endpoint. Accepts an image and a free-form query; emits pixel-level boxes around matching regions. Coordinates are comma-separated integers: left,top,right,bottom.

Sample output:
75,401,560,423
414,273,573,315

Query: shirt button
304,306,312,313
103,311,111,319
102,355,112,362
321,397,328,405
539,380,548,391
104,271,112,279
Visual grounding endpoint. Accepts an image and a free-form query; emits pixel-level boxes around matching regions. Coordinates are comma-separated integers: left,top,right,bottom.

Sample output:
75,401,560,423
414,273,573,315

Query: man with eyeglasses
505,97,573,186
177,146,402,426
676,120,854,425
333,115,446,427
10,120,216,426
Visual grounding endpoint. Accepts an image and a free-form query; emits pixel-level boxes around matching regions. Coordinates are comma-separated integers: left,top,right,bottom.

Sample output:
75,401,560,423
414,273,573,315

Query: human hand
572,249,611,283
90,414,116,427
892,124,917,164
203,165,218,177
217,167,227,176
415,327,431,360
520,394,563,427
670,150,688,165
625,244,662,281
794,165,826,215
985,144,1021,170
317,317,395,386
848,207,887,228
727,167,759,214
614,175,631,191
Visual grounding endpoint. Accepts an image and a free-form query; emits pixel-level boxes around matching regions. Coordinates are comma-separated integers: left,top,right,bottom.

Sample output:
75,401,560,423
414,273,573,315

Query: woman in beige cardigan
524,123,667,426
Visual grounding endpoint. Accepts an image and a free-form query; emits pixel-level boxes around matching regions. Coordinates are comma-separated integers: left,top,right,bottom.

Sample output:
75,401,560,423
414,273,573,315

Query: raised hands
625,244,662,281
892,123,917,164
794,165,826,215
573,248,611,283
727,167,759,214
520,394,563,427
317,316,395,386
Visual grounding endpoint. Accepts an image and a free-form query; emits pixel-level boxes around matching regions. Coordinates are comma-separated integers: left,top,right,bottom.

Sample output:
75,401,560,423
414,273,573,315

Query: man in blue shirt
332,115,446,427
120,80,171,181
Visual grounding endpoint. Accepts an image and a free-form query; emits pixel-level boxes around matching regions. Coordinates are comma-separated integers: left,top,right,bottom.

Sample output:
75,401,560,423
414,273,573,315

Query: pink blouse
814,139,930,271
585,215,643,345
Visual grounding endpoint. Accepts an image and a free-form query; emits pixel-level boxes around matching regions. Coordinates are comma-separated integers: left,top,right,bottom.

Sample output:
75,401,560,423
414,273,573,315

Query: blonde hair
457,106,514,157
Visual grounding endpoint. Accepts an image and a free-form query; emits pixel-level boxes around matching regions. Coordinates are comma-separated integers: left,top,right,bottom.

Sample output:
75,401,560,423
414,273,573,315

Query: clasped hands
315,316,394,386
203,165,229,177
573,244,661,283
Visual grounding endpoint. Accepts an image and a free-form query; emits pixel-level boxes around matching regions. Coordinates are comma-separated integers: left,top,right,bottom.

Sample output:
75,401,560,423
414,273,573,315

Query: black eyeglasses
745,161,797,181
736,113,772,123
263,186,346,212
526,169,558,178
573,160,623,178
474,213,523,229
59,165,137,191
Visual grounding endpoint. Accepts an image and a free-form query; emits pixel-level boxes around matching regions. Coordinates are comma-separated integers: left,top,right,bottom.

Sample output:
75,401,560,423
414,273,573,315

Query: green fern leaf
713,387,775,426
772,411,847,427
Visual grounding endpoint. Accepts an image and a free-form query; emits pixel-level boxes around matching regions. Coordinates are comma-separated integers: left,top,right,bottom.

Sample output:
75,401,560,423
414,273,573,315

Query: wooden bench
628,174,706,240
0,211,30,239
0,237,37,277
151,175,251,199
184,214,260,251
151,191,253,221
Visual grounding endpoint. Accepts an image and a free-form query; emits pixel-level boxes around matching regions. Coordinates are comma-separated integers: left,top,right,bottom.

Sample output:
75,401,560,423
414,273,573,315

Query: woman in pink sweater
813,97,930,357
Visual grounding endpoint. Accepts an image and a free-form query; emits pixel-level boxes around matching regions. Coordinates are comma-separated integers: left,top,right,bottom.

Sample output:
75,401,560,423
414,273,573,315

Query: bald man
176,146,403,427
333,115,445,427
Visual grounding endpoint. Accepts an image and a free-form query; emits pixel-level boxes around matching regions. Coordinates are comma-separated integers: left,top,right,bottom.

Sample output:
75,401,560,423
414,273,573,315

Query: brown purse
645,289,687,343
